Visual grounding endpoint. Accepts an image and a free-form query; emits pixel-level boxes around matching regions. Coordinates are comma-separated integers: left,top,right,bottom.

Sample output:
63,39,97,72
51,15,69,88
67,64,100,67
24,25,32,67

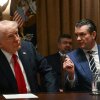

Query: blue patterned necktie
87,51,97,73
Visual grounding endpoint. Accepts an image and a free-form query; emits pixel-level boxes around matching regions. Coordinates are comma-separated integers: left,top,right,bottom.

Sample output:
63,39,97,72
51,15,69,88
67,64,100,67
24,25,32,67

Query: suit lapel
74,49,92,81
0,50,18,91
55,52,62,70
18,49,31,76
18,49,36,91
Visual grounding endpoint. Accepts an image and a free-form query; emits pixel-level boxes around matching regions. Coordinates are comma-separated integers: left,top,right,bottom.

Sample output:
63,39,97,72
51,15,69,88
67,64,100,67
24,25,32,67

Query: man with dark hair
46,33,73,92
57,34,73,54
63,19,99,92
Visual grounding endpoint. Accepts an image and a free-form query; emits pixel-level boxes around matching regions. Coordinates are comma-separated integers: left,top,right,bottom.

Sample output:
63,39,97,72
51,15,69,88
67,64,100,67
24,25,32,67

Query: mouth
78,41,84,45
14,41,21,47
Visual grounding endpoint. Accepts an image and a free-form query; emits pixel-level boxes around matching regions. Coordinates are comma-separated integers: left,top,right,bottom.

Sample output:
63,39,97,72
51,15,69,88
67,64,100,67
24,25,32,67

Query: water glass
92,71,100,94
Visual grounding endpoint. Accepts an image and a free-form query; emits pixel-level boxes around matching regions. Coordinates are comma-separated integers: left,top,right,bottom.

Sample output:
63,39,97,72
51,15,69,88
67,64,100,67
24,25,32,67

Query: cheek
86,37,92,42
83,35,91,42
83,39,93,48
62,45,67,49
5,44,12,48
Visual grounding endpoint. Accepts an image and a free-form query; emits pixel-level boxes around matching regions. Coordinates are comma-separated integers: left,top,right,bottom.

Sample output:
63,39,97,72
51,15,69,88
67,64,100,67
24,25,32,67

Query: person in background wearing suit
63,19,100,92
46,34,73,92
0,20,58,94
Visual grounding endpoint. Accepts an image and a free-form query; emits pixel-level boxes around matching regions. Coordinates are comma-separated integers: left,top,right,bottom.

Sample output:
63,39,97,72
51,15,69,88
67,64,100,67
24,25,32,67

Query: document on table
3,93,38,99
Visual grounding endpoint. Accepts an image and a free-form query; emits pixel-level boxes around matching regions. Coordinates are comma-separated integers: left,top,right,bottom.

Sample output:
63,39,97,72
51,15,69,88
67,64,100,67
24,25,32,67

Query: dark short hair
75,19,97,33
58,34,72,42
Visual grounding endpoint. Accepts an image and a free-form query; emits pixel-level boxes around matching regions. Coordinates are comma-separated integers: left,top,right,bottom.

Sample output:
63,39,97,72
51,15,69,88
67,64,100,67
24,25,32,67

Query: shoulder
19,40,37,54
67,48,84,60
98,45,100,49
67,48,82,56
21,40,32,45
46,53,61,63
21,40,35,49
46,52,60,59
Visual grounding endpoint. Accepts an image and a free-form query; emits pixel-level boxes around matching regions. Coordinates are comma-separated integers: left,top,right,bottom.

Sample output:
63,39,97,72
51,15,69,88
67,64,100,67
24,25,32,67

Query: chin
79,44,85,48
14,45,21,51
18,45,21,49
80,46,85,49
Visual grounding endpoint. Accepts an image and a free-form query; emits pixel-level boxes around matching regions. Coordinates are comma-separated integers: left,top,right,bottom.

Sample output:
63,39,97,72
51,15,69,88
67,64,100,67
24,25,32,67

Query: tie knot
87,51,94,55
12,54,17,62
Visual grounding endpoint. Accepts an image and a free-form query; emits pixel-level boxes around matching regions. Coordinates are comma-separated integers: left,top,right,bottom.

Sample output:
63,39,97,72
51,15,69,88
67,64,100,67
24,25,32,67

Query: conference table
0,92,100,100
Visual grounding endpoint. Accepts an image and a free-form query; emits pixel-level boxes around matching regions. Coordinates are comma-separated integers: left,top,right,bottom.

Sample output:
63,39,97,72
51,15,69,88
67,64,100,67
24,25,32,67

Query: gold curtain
37,0,100,56
37,0,61,56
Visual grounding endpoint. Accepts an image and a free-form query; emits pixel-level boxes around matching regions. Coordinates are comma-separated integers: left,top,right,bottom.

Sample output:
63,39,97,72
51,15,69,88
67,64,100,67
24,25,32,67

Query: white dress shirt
83,42,100,70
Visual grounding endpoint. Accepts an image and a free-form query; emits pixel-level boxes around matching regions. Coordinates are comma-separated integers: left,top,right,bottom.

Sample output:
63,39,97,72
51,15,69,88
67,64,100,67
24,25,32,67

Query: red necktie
12,54,27,93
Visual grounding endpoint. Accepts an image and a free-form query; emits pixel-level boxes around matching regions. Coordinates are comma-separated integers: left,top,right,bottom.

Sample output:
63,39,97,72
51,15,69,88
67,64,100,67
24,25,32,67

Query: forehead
59,38,72,44
1,29,18,38
7,28,18,33
60,37,72,41
75,25,89,33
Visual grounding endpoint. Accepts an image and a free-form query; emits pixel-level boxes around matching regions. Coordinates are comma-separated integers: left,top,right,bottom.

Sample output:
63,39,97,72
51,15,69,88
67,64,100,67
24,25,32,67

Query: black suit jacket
46,52,64,89
0,41,58,94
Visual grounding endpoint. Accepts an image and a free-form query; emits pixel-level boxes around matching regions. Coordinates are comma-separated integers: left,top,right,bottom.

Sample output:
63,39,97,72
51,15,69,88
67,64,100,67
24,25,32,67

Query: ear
92,31,96,39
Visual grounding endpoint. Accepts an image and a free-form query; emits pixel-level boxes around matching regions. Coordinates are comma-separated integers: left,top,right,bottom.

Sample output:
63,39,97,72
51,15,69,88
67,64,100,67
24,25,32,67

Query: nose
14,34,20,41
77,35,81,41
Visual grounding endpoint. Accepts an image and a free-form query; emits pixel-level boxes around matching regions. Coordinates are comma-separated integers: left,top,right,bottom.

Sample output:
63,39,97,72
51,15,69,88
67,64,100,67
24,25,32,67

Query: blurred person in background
46,34,73,92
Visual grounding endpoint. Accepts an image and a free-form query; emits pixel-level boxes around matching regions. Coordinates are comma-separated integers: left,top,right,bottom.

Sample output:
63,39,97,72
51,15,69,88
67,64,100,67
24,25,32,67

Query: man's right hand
63,56,75,80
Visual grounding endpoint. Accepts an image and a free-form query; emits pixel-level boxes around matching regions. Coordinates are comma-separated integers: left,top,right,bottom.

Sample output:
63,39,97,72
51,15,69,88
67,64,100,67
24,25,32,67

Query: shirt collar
59,51,66,57
83,42,98,54
1,49,18,63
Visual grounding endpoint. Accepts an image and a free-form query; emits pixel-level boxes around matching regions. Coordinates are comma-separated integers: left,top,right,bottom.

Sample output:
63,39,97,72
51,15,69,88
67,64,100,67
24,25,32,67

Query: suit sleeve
27,42,59,92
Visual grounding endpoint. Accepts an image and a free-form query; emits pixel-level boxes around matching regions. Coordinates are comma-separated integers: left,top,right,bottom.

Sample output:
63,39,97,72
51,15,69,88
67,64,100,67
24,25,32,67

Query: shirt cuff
67,75,75,88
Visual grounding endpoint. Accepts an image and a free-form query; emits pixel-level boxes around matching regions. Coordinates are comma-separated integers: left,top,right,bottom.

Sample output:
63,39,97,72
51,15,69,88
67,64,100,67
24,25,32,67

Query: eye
15,32,19,35
80,33,86,37
75,34,78,38
8,34,14,39
7,32,19,39
75,32,86,38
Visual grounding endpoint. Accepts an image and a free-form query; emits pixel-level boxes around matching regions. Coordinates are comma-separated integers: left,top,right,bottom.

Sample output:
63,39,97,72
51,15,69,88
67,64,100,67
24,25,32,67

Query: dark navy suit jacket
46,52,64,89
0,41,58,94
64,45,100,92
